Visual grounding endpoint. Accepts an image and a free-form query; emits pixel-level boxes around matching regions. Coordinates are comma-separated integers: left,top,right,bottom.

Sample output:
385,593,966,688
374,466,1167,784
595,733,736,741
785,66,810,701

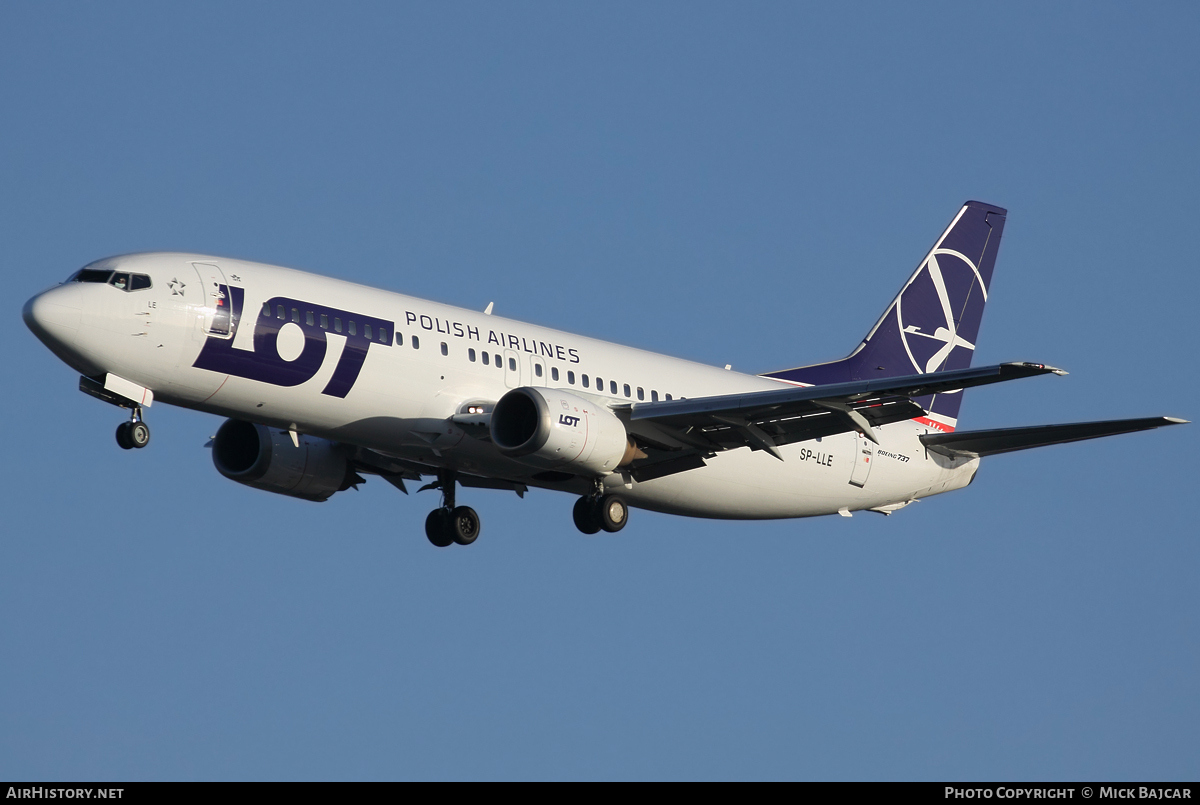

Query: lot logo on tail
896,247,986,375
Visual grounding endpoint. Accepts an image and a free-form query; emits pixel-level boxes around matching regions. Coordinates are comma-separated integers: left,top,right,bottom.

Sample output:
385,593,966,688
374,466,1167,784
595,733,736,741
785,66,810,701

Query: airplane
22,201,1186,547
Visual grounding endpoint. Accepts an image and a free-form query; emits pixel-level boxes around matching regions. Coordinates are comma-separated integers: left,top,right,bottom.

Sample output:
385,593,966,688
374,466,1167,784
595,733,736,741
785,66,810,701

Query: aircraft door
191,262,235,339
529,356,547,387
503,349,521,389
849,433,874,488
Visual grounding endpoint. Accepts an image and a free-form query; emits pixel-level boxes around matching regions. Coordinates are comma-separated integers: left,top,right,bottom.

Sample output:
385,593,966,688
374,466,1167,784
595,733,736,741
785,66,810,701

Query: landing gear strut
572,483,629,535
115,408,150,450
424,469,481,548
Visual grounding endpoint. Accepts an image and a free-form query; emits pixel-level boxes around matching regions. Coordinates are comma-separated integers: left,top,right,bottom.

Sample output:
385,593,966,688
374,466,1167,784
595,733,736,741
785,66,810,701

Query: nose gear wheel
115,408,150,450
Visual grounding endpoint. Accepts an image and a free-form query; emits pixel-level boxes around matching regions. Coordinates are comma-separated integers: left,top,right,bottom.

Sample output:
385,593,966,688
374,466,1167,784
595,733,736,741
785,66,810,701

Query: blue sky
2,2,1196,781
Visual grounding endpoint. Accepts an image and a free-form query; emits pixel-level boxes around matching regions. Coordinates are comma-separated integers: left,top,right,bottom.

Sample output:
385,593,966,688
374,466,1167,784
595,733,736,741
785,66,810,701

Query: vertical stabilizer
763,201,1007,430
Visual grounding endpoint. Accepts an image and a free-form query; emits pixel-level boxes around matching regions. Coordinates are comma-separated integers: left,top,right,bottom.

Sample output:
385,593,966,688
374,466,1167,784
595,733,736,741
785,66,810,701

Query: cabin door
190,262,235,339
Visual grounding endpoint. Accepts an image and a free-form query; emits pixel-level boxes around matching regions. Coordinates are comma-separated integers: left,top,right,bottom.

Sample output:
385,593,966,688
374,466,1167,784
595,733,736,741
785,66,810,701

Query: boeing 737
22,201,1186,546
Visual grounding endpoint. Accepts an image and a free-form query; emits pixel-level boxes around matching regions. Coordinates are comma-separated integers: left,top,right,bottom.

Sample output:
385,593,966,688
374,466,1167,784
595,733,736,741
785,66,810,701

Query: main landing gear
423,469,481,548
572,487,629,535
115,408,150,450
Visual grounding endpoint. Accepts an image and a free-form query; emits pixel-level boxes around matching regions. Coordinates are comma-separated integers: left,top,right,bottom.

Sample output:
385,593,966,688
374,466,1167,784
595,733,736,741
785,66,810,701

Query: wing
613,361,1065,478
920,416,1188,458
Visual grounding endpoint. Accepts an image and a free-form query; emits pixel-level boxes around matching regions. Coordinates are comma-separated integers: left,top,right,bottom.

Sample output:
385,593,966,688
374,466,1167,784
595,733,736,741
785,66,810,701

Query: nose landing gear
116,409,150,450
422,469,482,548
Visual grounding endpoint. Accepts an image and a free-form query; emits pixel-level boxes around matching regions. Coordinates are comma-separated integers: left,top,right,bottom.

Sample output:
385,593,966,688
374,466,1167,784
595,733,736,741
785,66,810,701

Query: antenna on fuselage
484,302,494,315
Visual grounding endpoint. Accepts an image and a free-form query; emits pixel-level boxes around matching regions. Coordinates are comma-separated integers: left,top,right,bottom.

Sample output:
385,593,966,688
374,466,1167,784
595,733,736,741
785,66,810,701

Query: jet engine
490,387,643,476
211,419,360,502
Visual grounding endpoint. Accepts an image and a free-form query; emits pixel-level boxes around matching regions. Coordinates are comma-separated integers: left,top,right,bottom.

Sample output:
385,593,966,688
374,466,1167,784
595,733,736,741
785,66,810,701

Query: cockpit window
130,274,152,291
70,269,113,283
109,273,130,291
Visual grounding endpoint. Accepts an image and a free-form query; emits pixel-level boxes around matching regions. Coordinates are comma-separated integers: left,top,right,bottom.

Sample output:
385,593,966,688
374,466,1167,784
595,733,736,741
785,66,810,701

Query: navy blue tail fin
762,200,1007,429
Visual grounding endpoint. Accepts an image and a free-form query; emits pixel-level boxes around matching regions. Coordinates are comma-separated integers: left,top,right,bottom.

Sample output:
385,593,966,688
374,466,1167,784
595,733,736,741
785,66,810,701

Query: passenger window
495,354,502,367
365,324,373,340
277,305,286,320
623,384,631,397
130,274,152,291
395,331,403,345
651,390,659,402
665,394,672,400
610,381,617,395
482,352,489,365
334,317,342,332
262,303,271,318
551,367,559,381
469,348,477,362
412,335,420,349
379,328,388,343
441,342,448,356
320,314,328,329
568,371,575,385
508,357,517,371
637,387,644,400
582,374,589,388
291,308,299,323
348,321,356,336
306,311,315,326
108,273,130,291
534,363,543,377
595,376,602,391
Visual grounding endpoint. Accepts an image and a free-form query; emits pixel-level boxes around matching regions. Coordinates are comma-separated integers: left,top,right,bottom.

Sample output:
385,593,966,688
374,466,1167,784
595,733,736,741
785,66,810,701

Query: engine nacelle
211,419,358,502
490,387,641,476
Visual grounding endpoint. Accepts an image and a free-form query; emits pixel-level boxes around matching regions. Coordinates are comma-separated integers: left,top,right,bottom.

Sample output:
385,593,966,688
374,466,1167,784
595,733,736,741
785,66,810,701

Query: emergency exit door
529,356,547,386
503,349,521,389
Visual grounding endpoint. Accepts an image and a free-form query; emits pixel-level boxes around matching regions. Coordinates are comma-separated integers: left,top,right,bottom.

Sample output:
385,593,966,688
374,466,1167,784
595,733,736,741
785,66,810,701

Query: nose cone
24,283,82,351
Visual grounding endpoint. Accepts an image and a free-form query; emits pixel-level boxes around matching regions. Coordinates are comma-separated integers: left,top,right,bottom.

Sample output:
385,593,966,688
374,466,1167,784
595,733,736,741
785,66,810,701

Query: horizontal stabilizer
920,416,1187,458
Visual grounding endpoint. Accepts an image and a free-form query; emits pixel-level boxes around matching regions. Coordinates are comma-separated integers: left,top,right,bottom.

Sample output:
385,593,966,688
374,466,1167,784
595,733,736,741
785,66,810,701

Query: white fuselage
27,253,979,518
